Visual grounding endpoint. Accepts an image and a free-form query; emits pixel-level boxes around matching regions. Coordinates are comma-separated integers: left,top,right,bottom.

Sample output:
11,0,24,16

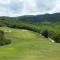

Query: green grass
0,27,60,60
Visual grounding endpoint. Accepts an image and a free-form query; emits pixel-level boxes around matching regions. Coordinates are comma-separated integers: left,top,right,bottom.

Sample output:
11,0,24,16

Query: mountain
0,13,60,22
16,13,60,22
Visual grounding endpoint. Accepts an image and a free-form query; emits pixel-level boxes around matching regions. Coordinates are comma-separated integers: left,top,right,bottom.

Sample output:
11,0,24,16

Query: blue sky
0,0,60,17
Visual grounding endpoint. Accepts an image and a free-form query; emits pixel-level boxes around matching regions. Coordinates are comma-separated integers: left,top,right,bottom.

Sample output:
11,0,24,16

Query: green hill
0,27,60,60
0,13,60,60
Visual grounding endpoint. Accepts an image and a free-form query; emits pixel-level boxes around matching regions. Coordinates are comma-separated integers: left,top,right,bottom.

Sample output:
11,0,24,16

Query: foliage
41,30,49,38
0,30,11,46
52,34,60,43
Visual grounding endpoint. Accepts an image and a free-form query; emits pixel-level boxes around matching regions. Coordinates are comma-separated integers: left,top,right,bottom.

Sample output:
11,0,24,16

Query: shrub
41,30,49,38
0,30,4,41
52,34,60,43
48,31,60,43
0,30,11,46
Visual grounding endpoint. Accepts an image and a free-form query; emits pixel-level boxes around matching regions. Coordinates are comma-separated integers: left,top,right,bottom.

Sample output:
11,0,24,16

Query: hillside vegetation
0,16,60,43
0,13,60,60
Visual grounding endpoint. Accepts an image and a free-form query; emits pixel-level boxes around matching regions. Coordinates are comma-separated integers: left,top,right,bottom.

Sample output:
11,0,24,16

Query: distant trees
0,22,6,27
0,30,11,46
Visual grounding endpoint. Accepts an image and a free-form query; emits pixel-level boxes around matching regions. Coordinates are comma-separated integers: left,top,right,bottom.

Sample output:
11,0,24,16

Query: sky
0,0,60,17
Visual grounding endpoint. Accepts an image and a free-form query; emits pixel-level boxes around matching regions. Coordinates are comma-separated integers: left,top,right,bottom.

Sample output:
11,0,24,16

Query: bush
0,30,11,46
48,31,60,43
41,30,49,38
52,34,60,43
0,30,4,40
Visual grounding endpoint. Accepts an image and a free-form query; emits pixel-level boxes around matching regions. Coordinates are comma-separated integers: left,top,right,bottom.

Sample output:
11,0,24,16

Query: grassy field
0,27,60,60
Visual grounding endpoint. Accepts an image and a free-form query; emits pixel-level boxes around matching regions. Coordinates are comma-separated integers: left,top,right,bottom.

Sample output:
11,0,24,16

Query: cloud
0,0,60,16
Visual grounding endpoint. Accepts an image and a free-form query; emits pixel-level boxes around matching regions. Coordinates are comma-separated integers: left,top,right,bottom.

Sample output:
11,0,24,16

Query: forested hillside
0,13,60,43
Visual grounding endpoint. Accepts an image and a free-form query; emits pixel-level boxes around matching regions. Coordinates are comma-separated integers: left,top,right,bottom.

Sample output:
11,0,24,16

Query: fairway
0,27,60,60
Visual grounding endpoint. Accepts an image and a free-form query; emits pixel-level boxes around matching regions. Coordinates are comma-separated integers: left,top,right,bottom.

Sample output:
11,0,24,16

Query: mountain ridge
0,13,60,22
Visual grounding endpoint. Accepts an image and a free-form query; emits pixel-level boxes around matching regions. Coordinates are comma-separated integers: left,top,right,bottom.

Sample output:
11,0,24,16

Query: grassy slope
0,27,60,60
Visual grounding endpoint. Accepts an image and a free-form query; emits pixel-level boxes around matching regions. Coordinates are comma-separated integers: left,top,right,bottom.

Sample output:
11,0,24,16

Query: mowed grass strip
0,27,60,60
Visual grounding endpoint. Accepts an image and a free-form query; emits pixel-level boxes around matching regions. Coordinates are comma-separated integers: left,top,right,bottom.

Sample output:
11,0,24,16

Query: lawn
0,27,60,60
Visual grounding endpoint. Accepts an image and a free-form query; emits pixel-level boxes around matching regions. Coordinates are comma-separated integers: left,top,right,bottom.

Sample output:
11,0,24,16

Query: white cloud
0,0,60,16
